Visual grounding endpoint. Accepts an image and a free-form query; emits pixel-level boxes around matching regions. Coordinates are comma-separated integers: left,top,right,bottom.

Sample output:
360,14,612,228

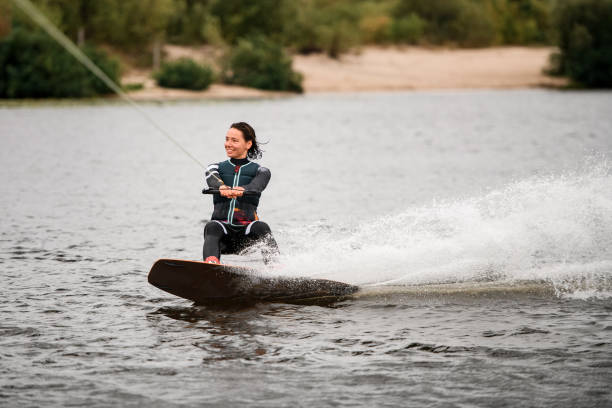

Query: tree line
7,0,558,54
0,0,611,97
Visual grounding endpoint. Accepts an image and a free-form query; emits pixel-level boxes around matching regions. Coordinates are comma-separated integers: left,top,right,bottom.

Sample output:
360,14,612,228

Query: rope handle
202,188,260,196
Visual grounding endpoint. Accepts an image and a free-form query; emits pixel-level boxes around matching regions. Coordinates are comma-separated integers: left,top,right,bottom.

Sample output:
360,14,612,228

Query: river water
1,90,611,407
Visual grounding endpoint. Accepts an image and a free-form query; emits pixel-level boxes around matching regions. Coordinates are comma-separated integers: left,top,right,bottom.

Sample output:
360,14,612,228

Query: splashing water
261,161,612,297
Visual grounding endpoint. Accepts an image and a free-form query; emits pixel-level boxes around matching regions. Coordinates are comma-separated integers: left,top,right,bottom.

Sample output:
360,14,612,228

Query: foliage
0,28,120,98
223,36,302,92
287,0,363,57
12,0,173,49
394,0,464,44
393,0,496,46
495,0,552,44
86,0,173,49
360,15,393,44
391,14,426,44
153,58,214,90
3,0,572,97
8,0,559,56
166,0,223,45
122,82,144,92
356,1,396,44
550,0,612,87
210,0,296,45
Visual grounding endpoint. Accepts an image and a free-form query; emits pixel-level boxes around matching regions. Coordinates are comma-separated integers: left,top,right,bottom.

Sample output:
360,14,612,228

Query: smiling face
225,127,252,159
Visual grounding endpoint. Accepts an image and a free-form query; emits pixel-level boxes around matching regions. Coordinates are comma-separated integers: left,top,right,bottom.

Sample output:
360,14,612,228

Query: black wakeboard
148,259,359,304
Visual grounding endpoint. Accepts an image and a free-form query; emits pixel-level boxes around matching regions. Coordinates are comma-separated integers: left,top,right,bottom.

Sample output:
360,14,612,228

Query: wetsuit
203,157,279,263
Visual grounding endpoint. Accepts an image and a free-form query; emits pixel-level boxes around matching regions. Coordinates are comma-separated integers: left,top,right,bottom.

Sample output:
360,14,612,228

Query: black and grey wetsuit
205,157,271,225
203,158,279,262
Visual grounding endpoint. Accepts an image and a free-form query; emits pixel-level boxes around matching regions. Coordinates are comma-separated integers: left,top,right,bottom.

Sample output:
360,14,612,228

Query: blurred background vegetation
0,0,610,97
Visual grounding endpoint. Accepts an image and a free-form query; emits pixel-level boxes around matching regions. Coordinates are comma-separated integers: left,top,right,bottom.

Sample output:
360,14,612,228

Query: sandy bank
123,65,287,101
123,46,566,101
294,46,566,92
126,81,287,101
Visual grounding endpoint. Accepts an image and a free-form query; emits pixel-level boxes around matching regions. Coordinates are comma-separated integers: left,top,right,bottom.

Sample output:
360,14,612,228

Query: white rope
10,0,205,169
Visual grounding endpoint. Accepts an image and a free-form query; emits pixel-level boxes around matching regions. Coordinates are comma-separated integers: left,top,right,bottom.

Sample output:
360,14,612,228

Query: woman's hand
219,185,244,199
231,186,245,198
219,185,232,198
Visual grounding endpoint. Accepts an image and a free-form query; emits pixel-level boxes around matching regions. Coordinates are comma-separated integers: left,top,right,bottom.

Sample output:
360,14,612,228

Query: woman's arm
242,167,271,194
205,163,245,198
230,167,271,198
205,163,223,189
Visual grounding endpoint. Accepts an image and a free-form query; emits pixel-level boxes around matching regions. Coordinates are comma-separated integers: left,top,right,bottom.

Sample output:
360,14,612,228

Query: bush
0,28,120,98
166,0,225,45
223,36,303,93
154,58,214,90
450,2,497,47
287,1,363,57
393,0,465,44
360,15,393,44
551,0,612,87
211,0,296,44
392,14,426,44
393,0,497,46
495,0,552,45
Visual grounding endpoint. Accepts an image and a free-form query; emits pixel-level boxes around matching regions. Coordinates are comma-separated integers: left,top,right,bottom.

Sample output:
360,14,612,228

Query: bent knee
204,221,226,237
247,221,272,236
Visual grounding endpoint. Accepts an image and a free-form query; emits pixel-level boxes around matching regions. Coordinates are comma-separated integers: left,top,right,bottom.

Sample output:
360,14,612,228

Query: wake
267,160,612,298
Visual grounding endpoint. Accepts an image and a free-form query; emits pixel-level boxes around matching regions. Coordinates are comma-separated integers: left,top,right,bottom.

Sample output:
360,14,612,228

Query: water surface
1,90,611,407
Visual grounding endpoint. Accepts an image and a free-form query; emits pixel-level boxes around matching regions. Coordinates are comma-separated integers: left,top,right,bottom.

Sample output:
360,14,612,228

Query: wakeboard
148,259,359,304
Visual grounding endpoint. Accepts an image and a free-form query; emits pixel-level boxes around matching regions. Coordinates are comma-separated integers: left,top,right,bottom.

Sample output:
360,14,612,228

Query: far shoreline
0,46,570,105
294,46,568,92
123,45,569,101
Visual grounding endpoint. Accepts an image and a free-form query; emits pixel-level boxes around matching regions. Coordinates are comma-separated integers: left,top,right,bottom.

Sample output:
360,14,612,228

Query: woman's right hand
219,185,232,198
219,185,245,199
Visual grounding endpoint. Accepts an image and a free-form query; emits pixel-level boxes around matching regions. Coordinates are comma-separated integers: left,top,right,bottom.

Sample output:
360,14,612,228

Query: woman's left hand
228,186,244,198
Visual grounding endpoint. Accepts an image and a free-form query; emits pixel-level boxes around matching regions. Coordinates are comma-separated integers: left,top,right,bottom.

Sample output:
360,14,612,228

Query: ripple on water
0,326,41,337
2,91,612,407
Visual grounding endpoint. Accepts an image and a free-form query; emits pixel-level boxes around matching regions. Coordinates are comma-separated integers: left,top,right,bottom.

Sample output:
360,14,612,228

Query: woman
203,122,279,264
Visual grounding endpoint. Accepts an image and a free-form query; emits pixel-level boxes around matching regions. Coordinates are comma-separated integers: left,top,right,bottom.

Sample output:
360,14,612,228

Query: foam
257,160,612,298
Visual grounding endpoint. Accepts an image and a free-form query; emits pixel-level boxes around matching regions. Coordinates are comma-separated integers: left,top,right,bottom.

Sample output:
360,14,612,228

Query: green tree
552,0,612,87
391,13,426,44
37,0,100,45
287,0,363,57
11,0,104,45
166,0,223,45
11,0,172,52
496,0,552,44
451,1,497,47
87,0,172,50
223,36,302,92
394,0,465,44
210,0,296,44
393,0,498,46
358,1,397,44
0,0,13,38
0,28,120,98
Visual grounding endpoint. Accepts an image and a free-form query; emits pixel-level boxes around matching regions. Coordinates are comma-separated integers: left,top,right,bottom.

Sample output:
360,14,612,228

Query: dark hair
230,122,264,159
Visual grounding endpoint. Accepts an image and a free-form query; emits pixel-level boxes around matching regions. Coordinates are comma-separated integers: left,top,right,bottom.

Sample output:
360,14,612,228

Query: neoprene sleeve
244,167,271,193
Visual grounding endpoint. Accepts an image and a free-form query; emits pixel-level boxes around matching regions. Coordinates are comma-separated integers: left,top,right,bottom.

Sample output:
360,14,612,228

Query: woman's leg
245,221,280,264
203,221,226,261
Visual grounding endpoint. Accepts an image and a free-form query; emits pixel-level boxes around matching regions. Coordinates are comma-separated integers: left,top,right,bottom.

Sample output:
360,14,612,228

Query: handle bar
202,188,260,196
